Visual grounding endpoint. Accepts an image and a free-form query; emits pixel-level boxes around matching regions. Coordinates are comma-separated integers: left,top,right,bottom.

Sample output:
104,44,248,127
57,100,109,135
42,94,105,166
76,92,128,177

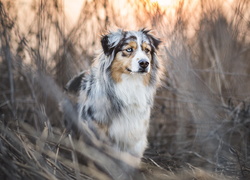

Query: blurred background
0,0,250,179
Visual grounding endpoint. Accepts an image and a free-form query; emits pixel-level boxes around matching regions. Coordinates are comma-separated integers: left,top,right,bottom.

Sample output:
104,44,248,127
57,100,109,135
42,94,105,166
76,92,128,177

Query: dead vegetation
0,0,250,179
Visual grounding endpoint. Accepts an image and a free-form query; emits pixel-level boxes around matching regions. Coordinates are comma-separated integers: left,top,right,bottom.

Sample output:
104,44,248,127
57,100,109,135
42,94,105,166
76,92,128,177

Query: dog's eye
126,48,133,53
145,48,150,53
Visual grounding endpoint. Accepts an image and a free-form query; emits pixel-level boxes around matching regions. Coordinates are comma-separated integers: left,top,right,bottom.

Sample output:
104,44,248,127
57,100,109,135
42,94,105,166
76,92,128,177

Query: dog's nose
138,59,149,69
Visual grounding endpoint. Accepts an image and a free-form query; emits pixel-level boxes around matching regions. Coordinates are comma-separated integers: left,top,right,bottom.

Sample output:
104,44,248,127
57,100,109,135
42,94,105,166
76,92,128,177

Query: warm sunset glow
150,0,179,7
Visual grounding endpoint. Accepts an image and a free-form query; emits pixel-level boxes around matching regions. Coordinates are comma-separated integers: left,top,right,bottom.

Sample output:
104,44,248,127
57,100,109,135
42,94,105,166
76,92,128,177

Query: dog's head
65,29,162,94
101,29,161,83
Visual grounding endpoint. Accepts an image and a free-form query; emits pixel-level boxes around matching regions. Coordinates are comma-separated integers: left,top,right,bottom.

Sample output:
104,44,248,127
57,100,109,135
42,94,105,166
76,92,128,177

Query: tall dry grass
0,0,249,179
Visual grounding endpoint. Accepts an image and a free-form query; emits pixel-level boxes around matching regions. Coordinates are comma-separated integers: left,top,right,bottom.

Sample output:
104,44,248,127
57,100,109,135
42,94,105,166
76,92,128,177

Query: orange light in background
63,0,84,26
150,0,180,8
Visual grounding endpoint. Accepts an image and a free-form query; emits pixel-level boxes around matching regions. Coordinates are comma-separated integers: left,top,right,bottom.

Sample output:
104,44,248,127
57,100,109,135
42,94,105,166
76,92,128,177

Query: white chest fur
109,74,153,157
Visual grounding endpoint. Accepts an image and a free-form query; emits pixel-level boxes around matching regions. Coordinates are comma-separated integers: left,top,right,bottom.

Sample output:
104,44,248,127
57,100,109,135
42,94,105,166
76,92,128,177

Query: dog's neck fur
114,73,154,107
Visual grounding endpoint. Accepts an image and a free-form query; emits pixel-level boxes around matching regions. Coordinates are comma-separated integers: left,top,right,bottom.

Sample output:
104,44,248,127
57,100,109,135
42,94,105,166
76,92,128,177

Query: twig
185,151,224,168
0,4,16,116
68,134,81,180
148,157,164,169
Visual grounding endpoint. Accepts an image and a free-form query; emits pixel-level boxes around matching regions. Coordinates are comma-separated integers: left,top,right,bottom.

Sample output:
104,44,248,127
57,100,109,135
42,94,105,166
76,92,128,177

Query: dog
66,29,162,161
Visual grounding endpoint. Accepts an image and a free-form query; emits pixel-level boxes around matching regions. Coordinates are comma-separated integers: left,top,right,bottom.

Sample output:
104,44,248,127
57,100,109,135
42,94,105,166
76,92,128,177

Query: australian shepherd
66,29,162,161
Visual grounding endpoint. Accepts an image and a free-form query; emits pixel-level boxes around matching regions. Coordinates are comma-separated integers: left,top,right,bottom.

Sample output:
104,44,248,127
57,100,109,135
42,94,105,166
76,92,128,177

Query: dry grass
0,0,250,179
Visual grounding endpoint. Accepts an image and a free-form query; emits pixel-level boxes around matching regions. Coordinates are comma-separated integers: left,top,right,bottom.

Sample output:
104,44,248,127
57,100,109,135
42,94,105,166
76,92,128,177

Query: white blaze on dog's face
101,29,161,84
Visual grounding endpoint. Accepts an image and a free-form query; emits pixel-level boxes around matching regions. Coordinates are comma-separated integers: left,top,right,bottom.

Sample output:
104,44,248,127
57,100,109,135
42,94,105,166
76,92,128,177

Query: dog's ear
101,30,124,56
101,34,110,55
150,35,161,50
141,29,161,50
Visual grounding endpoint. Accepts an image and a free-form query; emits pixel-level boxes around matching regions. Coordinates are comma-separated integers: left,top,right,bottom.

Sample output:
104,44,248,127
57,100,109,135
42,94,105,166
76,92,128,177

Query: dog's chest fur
109,74,153,157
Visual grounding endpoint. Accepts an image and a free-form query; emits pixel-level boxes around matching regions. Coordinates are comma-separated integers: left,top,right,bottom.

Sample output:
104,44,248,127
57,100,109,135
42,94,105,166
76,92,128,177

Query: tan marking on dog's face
141,42,152,86
141,42,151,53
111,41,138,83
111,52,131,83
141,42,152,57
124,41,137,54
